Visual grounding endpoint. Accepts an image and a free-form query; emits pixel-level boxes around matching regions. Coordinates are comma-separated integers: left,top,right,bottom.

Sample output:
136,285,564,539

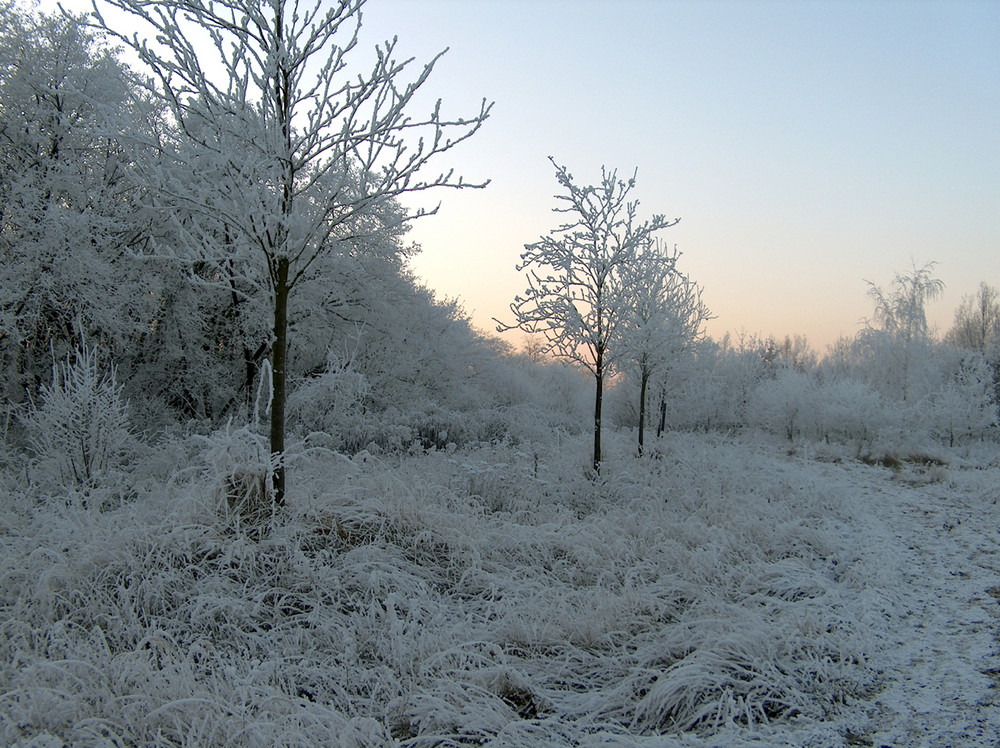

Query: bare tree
947,282,1000,355
616,240,710,454
499,158,678,474
865,260,944,344
862,260,944,401
88,0,491,503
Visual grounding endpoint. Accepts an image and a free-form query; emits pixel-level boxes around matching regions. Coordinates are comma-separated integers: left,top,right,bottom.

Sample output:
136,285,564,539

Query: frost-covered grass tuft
1,430,896,745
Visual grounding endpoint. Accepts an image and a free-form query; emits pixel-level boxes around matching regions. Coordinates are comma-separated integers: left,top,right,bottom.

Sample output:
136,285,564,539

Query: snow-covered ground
1,431,998,746
846,449,1000,747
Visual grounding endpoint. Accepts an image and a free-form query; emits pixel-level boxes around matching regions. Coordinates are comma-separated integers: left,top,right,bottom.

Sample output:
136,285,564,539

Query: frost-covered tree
922,349,996,446
500,159,678,473
0,6,153,405
860,260,944,401
811,377,888,453
680,333,801,433
616,241,710,453
946,282,1000,410
88,0,491,503
748,366,815,441
865,260,944,345
127,247,274,424
774,334,818,375
947,283,1000,354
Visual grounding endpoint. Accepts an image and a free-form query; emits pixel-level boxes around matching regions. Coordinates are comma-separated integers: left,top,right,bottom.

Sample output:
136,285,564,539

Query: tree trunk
637,367,648,456
270,257,289,505
593,366,603,475
244,345,259,412
656,391,667,438
271,0,291,507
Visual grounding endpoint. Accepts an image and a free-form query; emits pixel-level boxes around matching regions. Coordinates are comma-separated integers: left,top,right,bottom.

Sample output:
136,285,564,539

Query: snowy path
840,460,1000,747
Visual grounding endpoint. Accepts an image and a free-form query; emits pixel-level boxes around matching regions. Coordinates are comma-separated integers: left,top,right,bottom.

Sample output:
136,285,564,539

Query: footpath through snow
806,450,1000,747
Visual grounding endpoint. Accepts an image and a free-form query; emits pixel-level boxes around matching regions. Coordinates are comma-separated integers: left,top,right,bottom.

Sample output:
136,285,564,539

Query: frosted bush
811,378,891,453
925,383,995,447
744,372,895,455
25,345,133,492
921,352,996,446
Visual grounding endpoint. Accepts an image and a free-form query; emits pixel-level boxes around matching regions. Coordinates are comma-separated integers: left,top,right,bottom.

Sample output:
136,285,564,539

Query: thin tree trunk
270,257,289,505
637,367,648,456
270,0,292,507
593,363,603,475
245,346,259,411
657,391,667,438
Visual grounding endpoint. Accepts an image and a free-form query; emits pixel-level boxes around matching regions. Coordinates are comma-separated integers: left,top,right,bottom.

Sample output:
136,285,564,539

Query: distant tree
716,333,773,429
865,260,945,345
287,269,515,453
499,159,678,473
821,335,860,380
816,263,999,447
860,260,944,401
664,333,782,433
947,282,1000,355
946,282,1000,415
748,367,815,442
777,335,818,374
522,336,547,364
89,0,491,503
616,241,710,453
925,349,996,446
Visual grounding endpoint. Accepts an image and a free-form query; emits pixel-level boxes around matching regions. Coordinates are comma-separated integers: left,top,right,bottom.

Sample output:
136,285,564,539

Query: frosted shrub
808,378,887,451
925,384,993,447
26,345,133,491
289,357,425,453
747,374,892,455
289,352,529,454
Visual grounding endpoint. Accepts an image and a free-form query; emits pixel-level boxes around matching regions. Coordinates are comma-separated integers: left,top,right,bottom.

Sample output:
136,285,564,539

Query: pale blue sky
45,0,1000,350
354,0,1000,350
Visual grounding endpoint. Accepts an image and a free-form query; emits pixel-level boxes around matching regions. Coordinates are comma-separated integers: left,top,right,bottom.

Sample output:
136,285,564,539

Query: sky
352,0,1000,352
42,0,1000,352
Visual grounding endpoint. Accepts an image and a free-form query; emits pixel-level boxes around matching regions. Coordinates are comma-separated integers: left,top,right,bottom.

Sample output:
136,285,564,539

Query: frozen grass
0,429,950,746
